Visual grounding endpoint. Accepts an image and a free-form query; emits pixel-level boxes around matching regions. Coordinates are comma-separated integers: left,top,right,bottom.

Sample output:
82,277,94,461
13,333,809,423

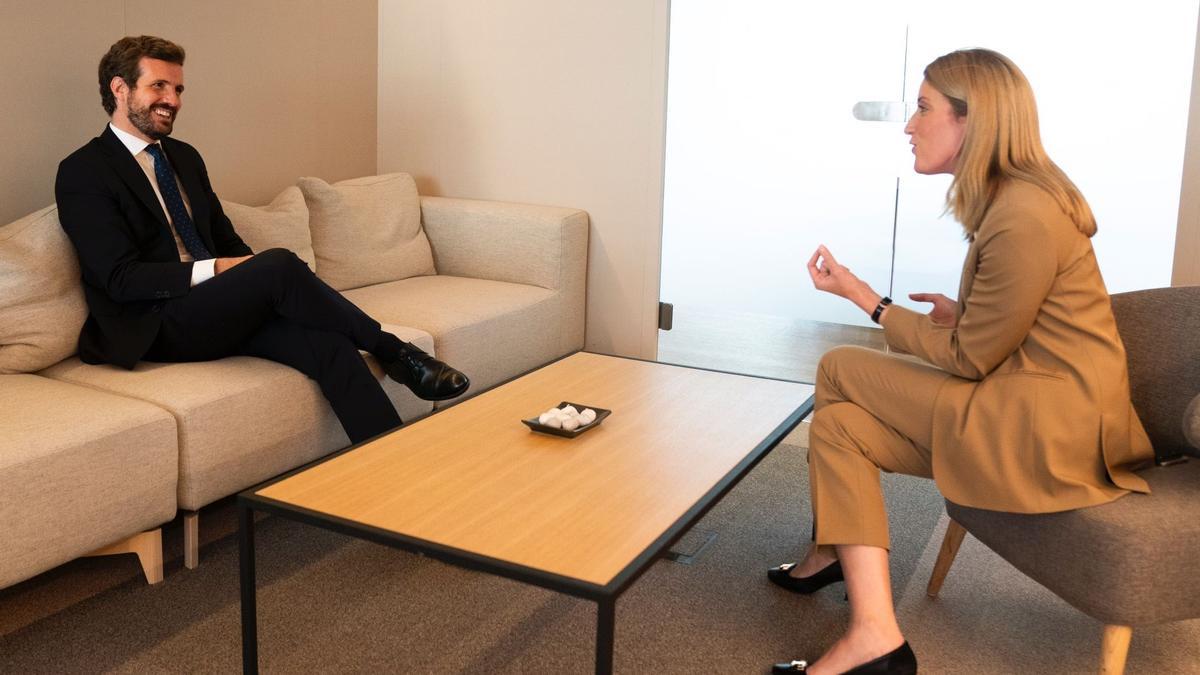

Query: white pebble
535,404,600,431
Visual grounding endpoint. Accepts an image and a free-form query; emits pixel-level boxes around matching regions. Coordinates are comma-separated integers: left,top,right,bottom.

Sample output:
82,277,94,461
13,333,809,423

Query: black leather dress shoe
767,560,844,594
771,641,917,674
383,344,470,401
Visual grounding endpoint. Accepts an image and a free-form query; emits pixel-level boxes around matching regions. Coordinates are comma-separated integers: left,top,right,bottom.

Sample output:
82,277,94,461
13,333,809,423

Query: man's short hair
98,36,186,115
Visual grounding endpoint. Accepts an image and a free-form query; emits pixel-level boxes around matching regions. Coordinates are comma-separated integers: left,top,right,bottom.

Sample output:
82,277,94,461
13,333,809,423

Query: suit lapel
98,126,170,229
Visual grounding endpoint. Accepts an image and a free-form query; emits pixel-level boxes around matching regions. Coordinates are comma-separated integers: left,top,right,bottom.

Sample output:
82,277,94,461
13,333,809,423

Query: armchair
924,286,1200,674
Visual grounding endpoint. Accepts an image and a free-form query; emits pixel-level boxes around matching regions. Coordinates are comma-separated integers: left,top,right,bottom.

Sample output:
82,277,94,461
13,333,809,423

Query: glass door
658,2,907,381
658,1,1198,381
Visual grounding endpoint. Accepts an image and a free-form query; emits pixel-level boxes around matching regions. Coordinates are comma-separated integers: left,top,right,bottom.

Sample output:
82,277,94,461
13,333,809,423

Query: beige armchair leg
184,511,199,569
1100,624,1132,674
926,518,967,597
85,528,164,584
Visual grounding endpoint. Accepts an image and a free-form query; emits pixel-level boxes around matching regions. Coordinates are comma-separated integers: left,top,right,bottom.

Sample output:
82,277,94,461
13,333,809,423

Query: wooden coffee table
238,352,814,673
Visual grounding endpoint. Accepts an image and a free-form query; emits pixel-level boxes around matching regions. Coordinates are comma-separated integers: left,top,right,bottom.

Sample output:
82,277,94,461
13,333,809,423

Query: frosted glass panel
661,1,907,328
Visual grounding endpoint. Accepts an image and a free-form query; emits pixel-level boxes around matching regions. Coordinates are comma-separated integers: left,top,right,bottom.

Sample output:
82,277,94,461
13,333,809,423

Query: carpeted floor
2,423,1196,673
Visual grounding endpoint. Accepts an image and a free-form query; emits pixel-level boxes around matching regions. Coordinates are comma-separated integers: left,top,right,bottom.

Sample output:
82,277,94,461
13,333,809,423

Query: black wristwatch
871,296,893,324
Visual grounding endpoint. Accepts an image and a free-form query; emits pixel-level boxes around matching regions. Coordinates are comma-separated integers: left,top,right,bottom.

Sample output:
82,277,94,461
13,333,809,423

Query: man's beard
128,100,176,140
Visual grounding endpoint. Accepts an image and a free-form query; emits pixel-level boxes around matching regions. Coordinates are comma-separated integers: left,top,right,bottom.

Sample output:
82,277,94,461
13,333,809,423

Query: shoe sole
413,380,471,402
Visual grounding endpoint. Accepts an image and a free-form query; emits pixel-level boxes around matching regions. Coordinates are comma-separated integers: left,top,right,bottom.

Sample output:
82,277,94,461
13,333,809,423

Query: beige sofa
0,173,588,589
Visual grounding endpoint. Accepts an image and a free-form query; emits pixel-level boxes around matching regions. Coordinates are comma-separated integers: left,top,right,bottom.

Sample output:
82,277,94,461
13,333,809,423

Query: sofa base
84,529,163,584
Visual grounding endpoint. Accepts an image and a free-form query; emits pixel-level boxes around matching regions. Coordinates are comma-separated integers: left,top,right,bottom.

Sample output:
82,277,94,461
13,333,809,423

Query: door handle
852,101,914,122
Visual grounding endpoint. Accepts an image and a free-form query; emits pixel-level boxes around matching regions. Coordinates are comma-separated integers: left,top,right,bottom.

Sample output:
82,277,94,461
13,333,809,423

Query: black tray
521,401,612,438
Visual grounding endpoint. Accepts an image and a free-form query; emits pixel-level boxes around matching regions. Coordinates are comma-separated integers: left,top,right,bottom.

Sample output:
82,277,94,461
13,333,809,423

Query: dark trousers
144,248,402,443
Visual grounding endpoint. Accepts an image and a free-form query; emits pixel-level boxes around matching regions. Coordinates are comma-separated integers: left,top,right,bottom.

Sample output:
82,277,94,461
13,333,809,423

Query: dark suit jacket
55,126,252,368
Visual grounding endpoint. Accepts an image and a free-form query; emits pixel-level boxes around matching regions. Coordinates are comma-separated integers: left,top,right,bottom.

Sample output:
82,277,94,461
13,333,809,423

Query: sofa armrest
420,196,588,291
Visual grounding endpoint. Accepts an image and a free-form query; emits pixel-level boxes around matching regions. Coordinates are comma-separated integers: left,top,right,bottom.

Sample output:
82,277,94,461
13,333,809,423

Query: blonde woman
769,49,1153,674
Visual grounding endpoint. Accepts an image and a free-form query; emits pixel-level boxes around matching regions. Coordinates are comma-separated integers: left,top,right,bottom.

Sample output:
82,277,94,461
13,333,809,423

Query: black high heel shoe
771,641,917,674
767,560,844,594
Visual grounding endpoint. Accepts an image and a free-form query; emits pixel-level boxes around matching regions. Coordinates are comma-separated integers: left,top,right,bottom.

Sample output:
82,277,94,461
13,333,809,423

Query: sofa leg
926,518,966,598
184,511,199,570
85,529,164,584
1100,624,1132,674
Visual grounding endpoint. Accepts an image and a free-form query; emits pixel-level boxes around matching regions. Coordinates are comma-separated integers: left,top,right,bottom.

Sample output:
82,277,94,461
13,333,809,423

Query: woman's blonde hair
925,48,1096,237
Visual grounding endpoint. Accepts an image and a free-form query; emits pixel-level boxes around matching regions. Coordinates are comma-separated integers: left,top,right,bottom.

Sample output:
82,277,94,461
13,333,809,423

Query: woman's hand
807,245,882,316
908,292,958,327
807,245,861,298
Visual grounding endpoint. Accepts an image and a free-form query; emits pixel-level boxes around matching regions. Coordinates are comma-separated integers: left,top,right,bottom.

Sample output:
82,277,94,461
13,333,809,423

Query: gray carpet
1,424,1194,672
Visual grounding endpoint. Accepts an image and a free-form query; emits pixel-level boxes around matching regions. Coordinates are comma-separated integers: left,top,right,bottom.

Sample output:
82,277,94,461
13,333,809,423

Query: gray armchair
924,286,1200,674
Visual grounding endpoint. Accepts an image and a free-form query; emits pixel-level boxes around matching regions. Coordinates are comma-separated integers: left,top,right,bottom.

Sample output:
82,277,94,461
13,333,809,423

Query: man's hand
214,255,253,275
909,292,958,327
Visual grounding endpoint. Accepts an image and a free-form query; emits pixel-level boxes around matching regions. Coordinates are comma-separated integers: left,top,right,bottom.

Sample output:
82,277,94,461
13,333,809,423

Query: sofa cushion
221,186,315,270
39,325,435,510
0,206,88,374
0,374,177,589
298,173,435,291
342,276,570,397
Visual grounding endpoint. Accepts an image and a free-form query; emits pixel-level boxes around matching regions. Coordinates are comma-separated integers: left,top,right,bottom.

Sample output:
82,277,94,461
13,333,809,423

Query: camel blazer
883,179,1153,514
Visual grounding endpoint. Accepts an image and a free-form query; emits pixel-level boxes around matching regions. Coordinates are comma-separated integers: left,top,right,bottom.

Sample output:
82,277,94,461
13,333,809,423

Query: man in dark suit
55,35,469,444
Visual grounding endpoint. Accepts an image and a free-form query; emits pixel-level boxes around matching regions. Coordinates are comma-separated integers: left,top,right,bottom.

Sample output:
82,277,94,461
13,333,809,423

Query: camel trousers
808,345,953,550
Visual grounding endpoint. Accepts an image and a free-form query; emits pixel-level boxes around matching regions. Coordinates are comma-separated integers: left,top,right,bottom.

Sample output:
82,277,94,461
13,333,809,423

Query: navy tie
144,143,213,260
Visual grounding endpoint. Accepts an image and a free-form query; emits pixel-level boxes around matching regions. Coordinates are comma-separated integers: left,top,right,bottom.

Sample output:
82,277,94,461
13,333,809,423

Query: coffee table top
251,352,814,591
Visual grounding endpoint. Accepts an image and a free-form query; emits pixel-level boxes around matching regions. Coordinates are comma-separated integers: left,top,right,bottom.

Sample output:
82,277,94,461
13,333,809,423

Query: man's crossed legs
144,248,468,443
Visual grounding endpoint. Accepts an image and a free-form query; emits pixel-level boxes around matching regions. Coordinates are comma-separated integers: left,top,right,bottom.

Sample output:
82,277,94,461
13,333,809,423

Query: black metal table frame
237,359,814,674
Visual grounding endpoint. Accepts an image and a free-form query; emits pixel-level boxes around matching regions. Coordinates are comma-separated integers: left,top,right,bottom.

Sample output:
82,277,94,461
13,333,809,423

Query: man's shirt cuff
190,259,216,286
